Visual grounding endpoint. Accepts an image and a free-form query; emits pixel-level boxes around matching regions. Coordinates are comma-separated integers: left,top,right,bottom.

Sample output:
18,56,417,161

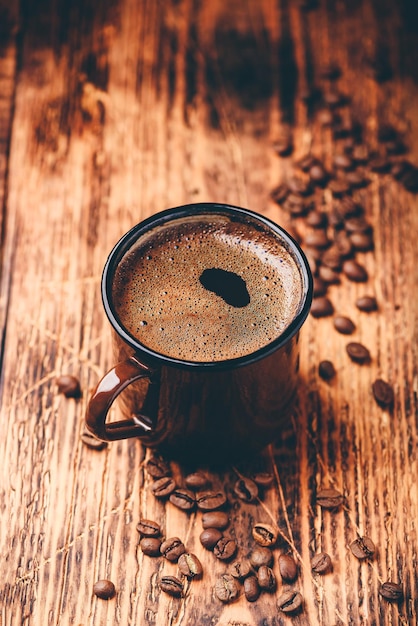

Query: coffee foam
112,215,303,362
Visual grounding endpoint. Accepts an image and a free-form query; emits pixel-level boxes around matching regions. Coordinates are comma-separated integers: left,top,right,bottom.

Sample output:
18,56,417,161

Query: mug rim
102,203,313,371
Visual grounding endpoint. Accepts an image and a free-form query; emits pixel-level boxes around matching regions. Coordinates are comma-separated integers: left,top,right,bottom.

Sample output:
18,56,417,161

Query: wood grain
0,0,417,624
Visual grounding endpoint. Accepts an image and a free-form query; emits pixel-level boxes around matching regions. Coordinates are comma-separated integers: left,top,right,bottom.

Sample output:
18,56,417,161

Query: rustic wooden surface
0,1,417,624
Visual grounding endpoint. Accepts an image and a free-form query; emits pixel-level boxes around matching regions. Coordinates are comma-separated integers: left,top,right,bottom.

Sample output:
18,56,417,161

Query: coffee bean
333,315,355,335
334,231,353,257
342,259,368,282
352,144,369,164
346,342,371,364
316,488,344,509
346,171,369,189
230,559,253,581
372,379,394,408
201,511,230,530
350,231,374,252
136,519,161,538
379,582,404,602
328,179,351,197
80,427,107,450
369,155,391,173
309,164,329,186
169,488,196,511
249,547,274,569
349,536,376,560
93,579,116,600
257,565,277,591
344,216,372,233
277,589,303,614
160,537,186,562
311,552,333,574
319,360,336,381
243,576,260,602
391,160,411,180
323,89,346,108
146,456,171,479
278,554,298,583
177,553,203,579
321,247,343,271
234,477,258,503
333,154,354,170
313,278,328,298
252,472,274,488
355,295,378,312
304,230,330,249
385,139,406,156
306,210,328,228
288,176,312,196
252,523,278,547
283,194,311,217
140,537,162,557
318,109,334,126
318,266,340,285
196,490,227,511
319,62,341,80
56,375,82,398
184,471,210,490
213,537,237,561
270,183,289,204
296,153,318,172
152,476,177,498
160,575,183,597
311,297,334,318
200,527,223,550
401,166,418,192
215,574,240,603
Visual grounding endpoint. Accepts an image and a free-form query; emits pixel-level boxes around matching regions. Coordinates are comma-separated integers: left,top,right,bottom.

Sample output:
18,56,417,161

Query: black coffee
112,213,303,362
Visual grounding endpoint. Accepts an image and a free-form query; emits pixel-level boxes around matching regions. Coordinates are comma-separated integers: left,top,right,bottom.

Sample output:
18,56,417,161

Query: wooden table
1,1,417,624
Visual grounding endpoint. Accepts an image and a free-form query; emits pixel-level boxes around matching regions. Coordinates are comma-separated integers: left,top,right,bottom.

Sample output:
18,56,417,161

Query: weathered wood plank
0,0,417,624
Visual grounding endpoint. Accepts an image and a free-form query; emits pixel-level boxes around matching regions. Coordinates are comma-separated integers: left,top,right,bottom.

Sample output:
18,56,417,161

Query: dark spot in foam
199,268,250,308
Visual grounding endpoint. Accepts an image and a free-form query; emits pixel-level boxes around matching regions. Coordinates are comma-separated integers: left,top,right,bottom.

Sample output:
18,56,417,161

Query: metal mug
85,203,312,464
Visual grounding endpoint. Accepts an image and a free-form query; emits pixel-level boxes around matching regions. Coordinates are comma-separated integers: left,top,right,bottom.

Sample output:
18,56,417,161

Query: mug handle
85,355,156,441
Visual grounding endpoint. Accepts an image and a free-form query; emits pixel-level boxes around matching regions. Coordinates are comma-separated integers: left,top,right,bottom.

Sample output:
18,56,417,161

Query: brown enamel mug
85,203,312,464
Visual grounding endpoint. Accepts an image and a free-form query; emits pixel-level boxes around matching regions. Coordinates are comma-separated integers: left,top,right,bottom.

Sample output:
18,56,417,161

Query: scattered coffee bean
252,472,274,488
349,231,374,252
296,153,318,172
200,527,223,550
346,171,369,189
372,379,394,408
270,183,289,204
93,579,116,600
140,537,162,557
243,575,261,602
328,179,351,197
334,231,353,257
160,537,186,562
278,554,298,583
230,559,253,581
352,144,369,164
311,552,333,574
169,488,196,511
323,88,346,108
196,490,227,511
319,360,336,380
321,246,343,271
306,210,328,228
201,511,230,530
318,265,341,285
333,315,355,335
152,476,177,498
349,536,376,560
342,259,368,282
80,427,107,450
252,522,278,547
355,295,378,312
401,166,418,192
391,160,411,180
56,375,81,398
346,342,371,364
344,216,372,233
304,230,330,249
249,547,274,569
213,537,237,561
313,278,328,297
320,62,341,80
160,575,183,597
277,589,303,614
316,488,344,509
333,153,354,170
369,155,391,173
177,553,203,579
136,519,161,538
309,163,329,186
310,297,334,318
146,456,171,479
215,574,240,603
257,565,276,591
288,176,312,196
234,477,259,503
379,581,404,603
184,471,210,490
